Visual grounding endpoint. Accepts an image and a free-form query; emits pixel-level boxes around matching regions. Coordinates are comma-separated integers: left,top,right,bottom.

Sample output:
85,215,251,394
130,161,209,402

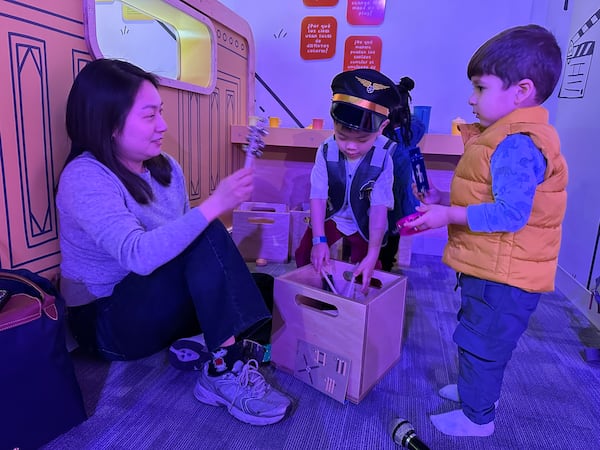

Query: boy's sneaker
194,359,291,425
169,334,210,370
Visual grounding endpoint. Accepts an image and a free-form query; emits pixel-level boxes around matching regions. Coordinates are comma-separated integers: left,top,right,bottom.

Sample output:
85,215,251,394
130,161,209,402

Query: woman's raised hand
199,167,254,222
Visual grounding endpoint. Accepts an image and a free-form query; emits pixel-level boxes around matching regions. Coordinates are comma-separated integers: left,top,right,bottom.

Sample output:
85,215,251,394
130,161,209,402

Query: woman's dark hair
383,76,414,146
65,58,171,204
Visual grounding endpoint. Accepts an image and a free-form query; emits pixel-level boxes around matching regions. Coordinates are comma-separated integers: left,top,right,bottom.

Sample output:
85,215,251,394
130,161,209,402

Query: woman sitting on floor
56,58,291,426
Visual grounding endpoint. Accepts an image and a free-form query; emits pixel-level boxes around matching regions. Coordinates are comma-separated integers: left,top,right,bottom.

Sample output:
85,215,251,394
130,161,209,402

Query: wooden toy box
232,202,290,263
271,260,407,403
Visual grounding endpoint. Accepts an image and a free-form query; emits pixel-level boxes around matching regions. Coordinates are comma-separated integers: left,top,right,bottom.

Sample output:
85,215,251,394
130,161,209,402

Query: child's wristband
312,236,327,246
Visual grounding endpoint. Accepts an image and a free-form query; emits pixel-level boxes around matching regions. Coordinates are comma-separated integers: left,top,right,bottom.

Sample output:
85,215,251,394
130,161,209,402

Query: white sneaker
194,359,291,425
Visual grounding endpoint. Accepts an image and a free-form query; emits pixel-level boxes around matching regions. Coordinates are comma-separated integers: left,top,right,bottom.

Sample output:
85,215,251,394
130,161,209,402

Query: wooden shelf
231,126,331,149
419,133,463,156
230,126,462,209
231,125,463,156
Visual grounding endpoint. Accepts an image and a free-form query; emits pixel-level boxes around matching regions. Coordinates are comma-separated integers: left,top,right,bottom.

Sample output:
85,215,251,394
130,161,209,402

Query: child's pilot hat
330,68,401,133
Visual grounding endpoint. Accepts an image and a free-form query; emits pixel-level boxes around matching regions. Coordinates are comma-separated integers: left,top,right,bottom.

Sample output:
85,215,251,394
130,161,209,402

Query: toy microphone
390,418,430,450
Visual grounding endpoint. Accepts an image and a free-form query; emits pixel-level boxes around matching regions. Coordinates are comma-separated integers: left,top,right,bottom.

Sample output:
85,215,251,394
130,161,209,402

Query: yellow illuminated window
85,0,216,94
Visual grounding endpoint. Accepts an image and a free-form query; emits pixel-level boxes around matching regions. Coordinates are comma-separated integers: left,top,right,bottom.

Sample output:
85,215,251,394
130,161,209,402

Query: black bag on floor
0,269,87,450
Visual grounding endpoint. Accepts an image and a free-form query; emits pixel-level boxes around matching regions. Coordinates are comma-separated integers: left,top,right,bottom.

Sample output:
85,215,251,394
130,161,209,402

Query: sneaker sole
193,381,287,426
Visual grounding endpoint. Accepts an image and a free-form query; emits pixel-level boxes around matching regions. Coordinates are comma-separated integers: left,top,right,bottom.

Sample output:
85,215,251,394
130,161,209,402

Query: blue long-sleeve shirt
467,133,547,233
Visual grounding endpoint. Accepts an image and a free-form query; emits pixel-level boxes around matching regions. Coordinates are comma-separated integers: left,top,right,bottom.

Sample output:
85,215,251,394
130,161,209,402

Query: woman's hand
198,167,254,222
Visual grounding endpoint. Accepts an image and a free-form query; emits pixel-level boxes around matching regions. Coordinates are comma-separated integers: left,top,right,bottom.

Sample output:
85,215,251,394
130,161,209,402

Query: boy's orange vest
443,106,568,292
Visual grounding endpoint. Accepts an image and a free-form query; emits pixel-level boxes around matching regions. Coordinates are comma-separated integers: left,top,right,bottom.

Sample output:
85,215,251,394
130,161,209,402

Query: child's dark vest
323,136,394,241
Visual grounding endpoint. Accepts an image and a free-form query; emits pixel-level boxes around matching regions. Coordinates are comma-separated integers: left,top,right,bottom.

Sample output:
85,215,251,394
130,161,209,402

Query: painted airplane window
86,0,216,94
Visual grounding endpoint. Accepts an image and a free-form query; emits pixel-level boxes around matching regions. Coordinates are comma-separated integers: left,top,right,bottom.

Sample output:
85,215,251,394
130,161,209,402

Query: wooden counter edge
230,125,464,156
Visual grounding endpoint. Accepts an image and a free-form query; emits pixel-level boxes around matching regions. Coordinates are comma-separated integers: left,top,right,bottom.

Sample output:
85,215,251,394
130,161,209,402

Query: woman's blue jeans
69,220,271,361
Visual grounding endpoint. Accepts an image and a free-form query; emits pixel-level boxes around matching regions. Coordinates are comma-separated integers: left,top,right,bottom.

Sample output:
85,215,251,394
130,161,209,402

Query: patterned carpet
43,254,600,449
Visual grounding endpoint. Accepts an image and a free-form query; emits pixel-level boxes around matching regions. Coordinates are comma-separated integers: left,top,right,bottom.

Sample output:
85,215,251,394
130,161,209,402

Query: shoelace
237,360,267,396
227,360,268,412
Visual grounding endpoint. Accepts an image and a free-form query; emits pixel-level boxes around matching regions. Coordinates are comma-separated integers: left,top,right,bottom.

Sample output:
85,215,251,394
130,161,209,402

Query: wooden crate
232,202,290,263
271,260,407,403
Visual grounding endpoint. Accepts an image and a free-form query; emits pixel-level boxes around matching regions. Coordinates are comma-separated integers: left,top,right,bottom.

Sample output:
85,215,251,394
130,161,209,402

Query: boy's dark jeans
453,273,540,424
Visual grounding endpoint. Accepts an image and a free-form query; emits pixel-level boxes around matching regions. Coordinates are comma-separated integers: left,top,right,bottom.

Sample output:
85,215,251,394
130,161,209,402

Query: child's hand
403,204,451,231
413,183,441,205
353,254,378,294
310,242,330,274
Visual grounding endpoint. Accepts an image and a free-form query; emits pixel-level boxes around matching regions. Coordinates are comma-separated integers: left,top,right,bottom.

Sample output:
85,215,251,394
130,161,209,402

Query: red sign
303,0,339,5
343,36,382,71
347,0,386,25
300,16,337,60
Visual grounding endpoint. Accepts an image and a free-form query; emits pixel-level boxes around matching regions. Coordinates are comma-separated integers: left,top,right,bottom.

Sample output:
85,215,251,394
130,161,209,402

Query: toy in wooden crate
232,202,290,263
271,260,407,403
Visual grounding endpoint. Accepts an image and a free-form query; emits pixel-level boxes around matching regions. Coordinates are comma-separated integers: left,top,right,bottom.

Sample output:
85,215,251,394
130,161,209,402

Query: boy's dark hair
65,58,171,204
467,24,562,103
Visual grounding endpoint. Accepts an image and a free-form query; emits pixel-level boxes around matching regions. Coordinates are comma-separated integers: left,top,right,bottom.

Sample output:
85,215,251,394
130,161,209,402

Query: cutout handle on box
250,207,277,212
247,217,276,225
295,294,339,317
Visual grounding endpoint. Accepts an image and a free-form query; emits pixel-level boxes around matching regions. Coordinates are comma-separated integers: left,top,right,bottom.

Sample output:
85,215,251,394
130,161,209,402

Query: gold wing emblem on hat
356,76,390,94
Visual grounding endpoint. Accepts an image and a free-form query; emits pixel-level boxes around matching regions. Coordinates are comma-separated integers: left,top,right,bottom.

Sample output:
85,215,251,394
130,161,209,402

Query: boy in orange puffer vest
403,24,568,437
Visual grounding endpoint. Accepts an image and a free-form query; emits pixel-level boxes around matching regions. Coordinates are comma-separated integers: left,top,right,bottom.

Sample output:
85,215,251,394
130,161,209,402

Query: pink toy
396,212,425,236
